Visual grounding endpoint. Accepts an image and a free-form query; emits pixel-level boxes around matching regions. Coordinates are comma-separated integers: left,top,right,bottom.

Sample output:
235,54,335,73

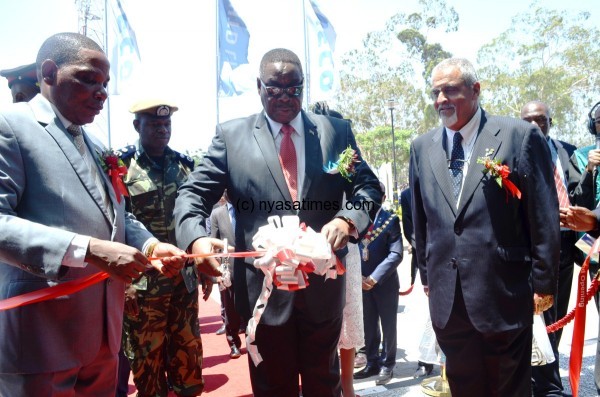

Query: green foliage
334,0,457,183
476,4,600,146
355,126,414,185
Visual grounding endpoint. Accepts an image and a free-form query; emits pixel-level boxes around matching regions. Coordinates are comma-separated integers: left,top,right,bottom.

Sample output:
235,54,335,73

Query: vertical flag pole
215,0,220,125
104,0,112,148
302,0,311,110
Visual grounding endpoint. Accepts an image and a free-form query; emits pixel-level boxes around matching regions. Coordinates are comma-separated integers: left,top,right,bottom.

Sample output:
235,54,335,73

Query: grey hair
432,58,478,86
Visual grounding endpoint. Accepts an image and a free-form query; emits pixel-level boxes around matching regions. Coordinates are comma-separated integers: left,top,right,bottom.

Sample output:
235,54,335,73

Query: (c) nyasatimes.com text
234,197,375,213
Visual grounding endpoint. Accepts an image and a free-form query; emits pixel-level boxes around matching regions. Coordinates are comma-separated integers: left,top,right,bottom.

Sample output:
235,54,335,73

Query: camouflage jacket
119,144,194,244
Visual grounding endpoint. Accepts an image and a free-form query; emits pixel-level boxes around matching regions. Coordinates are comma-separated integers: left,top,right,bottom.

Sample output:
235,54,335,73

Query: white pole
302,0,310,110
215,0,221,125
104,0,112,148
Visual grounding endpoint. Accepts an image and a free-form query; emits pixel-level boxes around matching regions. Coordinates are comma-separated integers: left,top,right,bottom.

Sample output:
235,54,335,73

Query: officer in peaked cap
0,62,40,103
118,99,203,397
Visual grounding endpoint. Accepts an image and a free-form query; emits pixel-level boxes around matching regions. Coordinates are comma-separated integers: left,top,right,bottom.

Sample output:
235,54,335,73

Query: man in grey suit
0,33,184,396
210,190,244,359
410,58,560,396
175,48,381,396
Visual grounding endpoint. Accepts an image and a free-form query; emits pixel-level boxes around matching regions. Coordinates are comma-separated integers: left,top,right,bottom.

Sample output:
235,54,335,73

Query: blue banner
218,0,250,96
108,0,141,95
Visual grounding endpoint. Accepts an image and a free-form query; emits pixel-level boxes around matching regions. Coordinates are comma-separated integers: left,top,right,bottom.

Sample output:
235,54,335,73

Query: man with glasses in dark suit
175,48,381,396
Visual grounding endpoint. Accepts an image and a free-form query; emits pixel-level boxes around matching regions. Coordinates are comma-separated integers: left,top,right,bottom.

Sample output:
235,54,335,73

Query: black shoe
375,368,393,386
353,365,379,379
413,364,433,378
216,325,226,335
354,353,367,368
230,345,241,359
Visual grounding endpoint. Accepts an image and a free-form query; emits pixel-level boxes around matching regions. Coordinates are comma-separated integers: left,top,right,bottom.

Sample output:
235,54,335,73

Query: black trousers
220,285,242,348
434,280,532,397
248,292,342,397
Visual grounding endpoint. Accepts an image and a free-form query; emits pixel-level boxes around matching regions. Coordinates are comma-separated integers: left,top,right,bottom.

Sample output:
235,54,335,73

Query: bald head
521,100,552,137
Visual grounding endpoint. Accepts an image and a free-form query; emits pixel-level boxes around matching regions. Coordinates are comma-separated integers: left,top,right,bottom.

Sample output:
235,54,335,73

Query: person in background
521,100,575,396
353,182,402,386
410,57,559,396
400,186,435,378
312,100,365,397
563,100,600,396
174,48,381,396
0,62,40,103
0,32,184,397
119,99,204,397
208,195,228,337
210,190,244,359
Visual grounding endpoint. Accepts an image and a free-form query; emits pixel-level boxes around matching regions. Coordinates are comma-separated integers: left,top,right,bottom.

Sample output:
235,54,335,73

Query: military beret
129,99,179,117
0,63,38,88
118,145,137,160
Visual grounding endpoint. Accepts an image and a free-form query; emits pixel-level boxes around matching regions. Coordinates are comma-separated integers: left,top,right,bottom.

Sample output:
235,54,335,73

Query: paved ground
353,250,600,396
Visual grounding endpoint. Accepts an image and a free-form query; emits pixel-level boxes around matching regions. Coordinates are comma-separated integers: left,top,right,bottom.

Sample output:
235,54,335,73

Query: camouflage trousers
123,271,203,397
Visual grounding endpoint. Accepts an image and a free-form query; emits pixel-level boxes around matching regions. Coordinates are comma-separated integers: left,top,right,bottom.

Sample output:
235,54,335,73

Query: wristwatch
337,216,356,231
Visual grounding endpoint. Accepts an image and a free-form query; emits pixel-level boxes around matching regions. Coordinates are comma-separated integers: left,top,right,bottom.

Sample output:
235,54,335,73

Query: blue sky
0,0,597,151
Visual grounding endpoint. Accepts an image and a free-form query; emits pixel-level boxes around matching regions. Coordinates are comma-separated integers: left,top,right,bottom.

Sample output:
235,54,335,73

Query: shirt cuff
142,238,160,257
62,234,91,268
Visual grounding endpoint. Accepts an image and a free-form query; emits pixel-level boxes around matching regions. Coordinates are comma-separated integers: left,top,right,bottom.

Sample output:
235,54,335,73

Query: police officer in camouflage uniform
120,99,203,397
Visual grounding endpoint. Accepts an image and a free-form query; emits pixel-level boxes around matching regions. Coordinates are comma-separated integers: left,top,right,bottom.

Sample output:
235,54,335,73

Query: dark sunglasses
260,79,304,98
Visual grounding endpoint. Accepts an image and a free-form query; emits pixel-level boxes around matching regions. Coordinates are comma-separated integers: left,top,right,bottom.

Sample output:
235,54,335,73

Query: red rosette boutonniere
98,150,129,203
323,146,361,182
477,148,521,202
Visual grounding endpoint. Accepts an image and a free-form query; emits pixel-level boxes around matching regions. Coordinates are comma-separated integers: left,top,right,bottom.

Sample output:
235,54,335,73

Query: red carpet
127,295,253,396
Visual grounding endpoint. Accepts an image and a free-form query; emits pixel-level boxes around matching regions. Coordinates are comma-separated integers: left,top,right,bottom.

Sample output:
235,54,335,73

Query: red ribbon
568,237,600,397
502,178,521,200
0,251,264,312
0,272,110,311
108,165,129,204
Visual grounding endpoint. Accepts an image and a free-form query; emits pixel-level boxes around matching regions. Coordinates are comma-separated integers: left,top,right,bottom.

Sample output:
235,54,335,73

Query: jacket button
451,258,458,269
454,226,462,235
107,279,112,285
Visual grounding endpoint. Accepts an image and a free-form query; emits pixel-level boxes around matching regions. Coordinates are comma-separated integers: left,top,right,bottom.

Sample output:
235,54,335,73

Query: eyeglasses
259,79,304,98
430,85,464,101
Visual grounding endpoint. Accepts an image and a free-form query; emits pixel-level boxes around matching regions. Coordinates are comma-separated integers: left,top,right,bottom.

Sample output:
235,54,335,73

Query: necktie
67,125,113,220
553,165,570,208
279,124,298,201
228,204,236,232
449,132,464,199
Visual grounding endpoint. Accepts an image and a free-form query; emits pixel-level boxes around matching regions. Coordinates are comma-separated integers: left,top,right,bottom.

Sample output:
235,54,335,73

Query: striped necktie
67,125,113,221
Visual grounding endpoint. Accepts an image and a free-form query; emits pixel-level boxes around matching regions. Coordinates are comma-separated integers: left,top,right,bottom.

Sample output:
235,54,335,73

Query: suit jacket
409,109,560,333
175,110,381,325
400,188,415,250
358,209,403,287
0,95,152,373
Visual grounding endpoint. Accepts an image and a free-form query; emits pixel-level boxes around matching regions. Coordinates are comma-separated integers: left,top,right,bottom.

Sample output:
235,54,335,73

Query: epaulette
174,150,195,169
117,145,136,160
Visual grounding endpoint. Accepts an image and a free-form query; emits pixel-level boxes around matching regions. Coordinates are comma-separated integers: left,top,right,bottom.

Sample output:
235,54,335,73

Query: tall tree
333,0,457,185
476,3,600,146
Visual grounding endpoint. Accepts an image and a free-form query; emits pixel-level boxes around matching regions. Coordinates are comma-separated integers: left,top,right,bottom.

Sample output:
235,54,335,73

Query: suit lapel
457,117,501,214
428,127,457,215
30,94,115,225
85,132,119,223
554,139,570,179
300,114,322,200
253,114,293,202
